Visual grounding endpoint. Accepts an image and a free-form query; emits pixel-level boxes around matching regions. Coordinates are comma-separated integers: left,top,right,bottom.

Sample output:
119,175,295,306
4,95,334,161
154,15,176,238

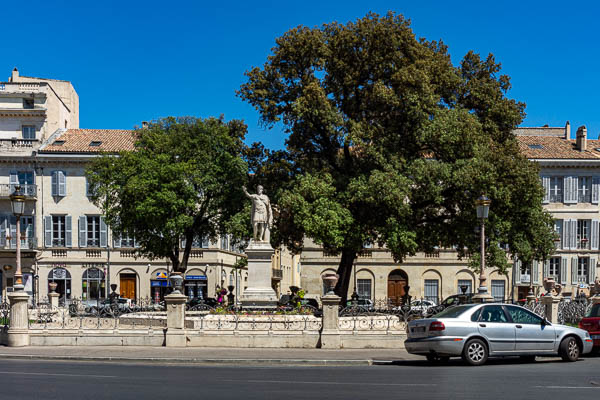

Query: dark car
579,302,600,352
439,293,474,308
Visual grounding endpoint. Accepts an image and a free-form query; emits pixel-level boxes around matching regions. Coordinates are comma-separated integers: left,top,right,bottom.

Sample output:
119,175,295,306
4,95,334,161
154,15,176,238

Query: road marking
224,379,435,387
534,386,600,390
0,371,117,379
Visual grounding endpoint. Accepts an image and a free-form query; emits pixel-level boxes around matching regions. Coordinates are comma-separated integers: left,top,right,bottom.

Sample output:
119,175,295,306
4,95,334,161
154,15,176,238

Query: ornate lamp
9,186,25,290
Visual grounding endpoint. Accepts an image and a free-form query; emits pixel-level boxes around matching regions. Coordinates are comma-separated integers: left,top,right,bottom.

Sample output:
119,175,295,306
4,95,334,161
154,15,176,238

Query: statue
243,185,273,242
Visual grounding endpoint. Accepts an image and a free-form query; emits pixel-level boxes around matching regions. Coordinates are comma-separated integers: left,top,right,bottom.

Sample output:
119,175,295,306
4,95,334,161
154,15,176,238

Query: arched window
82,268,105,300
48,267,71,301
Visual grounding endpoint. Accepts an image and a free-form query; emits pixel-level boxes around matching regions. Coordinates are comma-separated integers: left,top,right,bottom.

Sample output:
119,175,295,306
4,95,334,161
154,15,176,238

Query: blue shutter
591,258,597,284
9,216,16,248
560,257,568,285
65,216,72,247
532,260,540,285
571,257,578,284
542,176,550,203
0,216,7,247
100,217,107,247
79,216,87,248
58,171,66,197
513,257,521,285
44,216,52,247
9,170,18,193
593,177,600,204
51,171,58,196
543,260,550,279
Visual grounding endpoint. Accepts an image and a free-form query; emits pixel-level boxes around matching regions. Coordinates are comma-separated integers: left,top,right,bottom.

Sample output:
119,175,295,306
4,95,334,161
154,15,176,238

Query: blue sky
2,0,599,149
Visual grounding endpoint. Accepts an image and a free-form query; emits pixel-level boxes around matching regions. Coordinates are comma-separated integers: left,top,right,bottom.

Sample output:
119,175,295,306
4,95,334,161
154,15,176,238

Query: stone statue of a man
243,185,273,242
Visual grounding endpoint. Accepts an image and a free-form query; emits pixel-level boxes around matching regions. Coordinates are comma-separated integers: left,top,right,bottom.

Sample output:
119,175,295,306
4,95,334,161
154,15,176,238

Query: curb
0,354,373,366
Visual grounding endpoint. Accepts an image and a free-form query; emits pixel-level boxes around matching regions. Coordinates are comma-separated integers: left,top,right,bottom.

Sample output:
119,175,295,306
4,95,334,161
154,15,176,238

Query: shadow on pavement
377,356,596,367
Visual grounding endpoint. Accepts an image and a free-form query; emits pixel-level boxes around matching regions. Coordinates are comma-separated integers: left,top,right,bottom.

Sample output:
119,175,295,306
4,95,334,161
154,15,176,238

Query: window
505,306,543,325
79,215,107,248
220,235,229,251
82,268,105,300
51,171,67,197
48,267,71,302
577,220,590,249
457,279,472,294
22,125,35,140
479,305,508,323
22,98,34,109
549,177,563,203
85,177,96,197
554,220,563,248
89,141,102,147
491,280,505,302
578,258,589,283
357,279,372,300
52,216,66,247
549,257,561,281
87,216,100,247
117,232,136,248
578,176,592,203
424,279,439,303
9,170,35,196
519,262,531,284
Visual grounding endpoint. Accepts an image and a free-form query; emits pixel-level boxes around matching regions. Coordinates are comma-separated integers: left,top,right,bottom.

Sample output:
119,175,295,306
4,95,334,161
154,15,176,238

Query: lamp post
10,186,25,291
473,195,494,303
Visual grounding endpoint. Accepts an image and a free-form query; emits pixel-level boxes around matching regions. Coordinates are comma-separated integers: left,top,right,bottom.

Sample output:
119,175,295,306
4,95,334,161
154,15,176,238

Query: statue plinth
240,240,278,310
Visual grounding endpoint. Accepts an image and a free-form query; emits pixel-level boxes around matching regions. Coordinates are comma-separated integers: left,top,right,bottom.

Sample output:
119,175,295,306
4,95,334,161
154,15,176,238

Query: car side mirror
541,318,550,326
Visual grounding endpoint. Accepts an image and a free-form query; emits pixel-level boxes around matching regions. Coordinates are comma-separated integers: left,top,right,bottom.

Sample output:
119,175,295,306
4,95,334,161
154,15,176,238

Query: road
0,356,599,399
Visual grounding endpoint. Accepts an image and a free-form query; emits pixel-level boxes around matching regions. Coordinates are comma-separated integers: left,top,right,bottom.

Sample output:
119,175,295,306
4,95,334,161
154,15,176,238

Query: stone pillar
7,291,30,347
320,295,341,349
240,241,277,310
165,293,187,347
48,292,60,309
540,295,561,324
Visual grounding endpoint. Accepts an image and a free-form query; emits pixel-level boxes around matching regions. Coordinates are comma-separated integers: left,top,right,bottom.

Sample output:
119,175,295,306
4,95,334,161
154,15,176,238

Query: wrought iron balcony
0,237,37,250
0,184,37,199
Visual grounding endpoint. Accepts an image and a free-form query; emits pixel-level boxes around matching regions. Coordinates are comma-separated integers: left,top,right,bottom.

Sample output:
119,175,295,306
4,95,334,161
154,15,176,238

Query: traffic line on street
224,379,436,387
534,386,600,390
0,371,118,379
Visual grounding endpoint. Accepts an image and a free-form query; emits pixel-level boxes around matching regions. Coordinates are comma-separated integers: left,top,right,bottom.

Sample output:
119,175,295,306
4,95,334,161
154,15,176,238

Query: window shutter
44,216,52,247
58,171,66,197
570,219,577,250
100,217,107,247
573,176,579,203
560,257,568,285
0,216,6,247
532,260,540,285
79,216,87,248
542,176,550,203
65,216,72,247
9,170,18,192
564,176,572,203
51,171,58,196
9,216,16,248
592,219,599,250
590,258,597,284
513,258,521,285
571,257,578,284
593,177,600,204
543,260,550,279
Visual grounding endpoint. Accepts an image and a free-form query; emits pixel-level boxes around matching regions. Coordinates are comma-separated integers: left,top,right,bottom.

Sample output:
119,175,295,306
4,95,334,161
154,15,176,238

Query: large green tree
86,116,248,273
238,12,555,301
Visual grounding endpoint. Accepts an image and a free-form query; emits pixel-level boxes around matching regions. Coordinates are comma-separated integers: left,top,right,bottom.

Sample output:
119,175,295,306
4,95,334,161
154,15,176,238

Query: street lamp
10,185,25,291
473,195,493,303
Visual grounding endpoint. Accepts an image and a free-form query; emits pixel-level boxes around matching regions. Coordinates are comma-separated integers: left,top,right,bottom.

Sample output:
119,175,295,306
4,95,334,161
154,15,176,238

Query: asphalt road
0,356,599,400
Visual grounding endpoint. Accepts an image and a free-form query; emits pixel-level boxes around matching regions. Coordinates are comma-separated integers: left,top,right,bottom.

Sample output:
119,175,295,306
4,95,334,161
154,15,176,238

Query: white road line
534,386,600,390
224,379,435,387
0,371,117,379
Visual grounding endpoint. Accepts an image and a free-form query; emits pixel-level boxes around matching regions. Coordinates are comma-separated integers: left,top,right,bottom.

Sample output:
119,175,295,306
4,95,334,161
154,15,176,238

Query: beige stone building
0,69,300,304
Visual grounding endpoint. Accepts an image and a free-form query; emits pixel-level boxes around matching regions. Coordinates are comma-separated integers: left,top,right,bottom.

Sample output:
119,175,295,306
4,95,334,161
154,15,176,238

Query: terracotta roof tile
516,135,600,159
41,129,137,153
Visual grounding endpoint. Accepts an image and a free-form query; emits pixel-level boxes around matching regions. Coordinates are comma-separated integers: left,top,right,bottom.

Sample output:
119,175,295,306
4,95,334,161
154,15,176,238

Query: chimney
565,121,570,140
9,67,18,82
576,125,587,152
142,121,149,129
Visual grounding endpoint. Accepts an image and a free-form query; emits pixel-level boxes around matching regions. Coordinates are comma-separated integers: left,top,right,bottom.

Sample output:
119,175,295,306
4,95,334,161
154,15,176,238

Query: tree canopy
238,12,555,300
86,116,248,273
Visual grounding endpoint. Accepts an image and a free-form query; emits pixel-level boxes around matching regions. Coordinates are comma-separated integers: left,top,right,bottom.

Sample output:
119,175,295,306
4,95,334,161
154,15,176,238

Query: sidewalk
0,346,419,366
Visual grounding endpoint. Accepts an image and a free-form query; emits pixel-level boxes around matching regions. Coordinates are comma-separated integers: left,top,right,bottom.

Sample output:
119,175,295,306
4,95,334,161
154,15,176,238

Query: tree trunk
334,248,357,305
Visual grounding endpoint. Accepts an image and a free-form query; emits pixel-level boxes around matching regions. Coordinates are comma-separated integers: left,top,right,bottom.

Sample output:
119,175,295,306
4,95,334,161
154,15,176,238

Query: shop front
184,274,207,300
150,271,170,303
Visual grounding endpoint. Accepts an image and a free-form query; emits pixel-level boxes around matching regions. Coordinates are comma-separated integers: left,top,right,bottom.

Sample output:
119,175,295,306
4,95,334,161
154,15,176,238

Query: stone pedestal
165,293,187,347
48,292,60,309
240,241,277,310
541,295,561,324
472,291,494,304
320,295,341,349
7,291,30,347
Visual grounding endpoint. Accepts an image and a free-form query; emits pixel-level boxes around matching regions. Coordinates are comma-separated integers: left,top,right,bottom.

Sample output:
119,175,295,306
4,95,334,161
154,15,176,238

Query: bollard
165,292,187,347
7,291,30,347
540,295,561,324
320,294,341,349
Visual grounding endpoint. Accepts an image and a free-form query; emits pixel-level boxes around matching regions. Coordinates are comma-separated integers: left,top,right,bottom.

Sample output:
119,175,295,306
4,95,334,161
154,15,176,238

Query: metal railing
0,184,37,198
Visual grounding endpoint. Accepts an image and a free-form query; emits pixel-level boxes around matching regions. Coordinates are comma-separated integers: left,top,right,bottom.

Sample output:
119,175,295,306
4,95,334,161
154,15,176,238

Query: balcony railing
272,268,283,280
0,184,37,199
1,237,37,250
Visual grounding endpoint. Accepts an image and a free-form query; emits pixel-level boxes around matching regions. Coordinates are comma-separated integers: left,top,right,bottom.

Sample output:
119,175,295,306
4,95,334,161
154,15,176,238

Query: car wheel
463,339,488,366
559,337,580,362
426,354,450,364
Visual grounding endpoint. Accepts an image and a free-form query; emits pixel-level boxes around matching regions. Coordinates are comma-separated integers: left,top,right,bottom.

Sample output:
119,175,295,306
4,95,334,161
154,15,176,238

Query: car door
477,305,515,353
505,305,555,352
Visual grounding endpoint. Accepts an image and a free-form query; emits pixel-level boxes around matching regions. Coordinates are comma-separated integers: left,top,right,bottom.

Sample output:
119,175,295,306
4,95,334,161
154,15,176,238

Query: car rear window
585,304,600,318
433,305,476,318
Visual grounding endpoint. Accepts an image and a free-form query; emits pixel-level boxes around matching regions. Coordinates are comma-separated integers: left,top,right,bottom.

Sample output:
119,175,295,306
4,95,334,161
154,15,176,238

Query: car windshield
585,304,600,317
433,304,476,318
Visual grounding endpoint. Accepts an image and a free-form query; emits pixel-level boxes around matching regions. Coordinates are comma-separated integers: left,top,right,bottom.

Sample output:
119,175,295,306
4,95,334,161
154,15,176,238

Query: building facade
0,69,300,304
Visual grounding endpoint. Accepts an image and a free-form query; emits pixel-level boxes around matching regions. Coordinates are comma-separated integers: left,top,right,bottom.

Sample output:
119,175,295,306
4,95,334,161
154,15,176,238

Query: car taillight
430,321,445,331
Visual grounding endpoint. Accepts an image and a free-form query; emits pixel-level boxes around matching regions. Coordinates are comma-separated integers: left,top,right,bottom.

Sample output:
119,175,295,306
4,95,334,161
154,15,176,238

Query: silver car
405,303,594,365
